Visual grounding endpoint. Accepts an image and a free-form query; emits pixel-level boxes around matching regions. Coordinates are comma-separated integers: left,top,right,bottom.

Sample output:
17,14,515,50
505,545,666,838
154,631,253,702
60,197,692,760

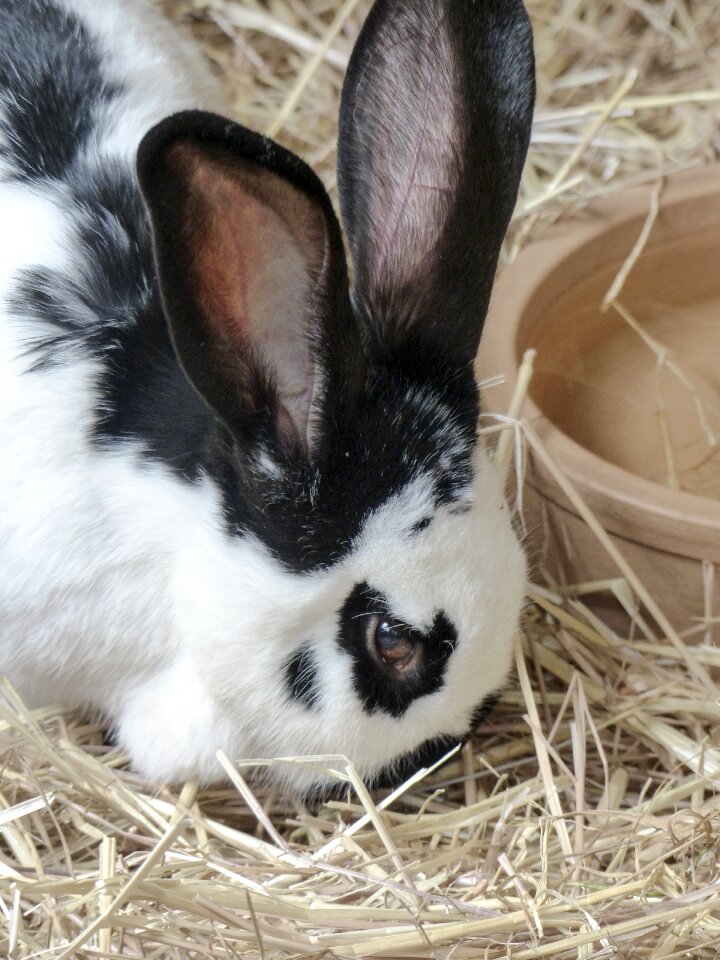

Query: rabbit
0,0,535,793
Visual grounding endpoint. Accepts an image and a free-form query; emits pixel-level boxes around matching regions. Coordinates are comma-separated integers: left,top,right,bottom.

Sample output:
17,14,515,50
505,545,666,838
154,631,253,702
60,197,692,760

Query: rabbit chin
113,445,526,794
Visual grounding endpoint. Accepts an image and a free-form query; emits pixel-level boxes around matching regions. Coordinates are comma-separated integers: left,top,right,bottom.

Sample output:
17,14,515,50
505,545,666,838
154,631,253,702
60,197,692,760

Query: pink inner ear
179,147,329,450
350,6,462,297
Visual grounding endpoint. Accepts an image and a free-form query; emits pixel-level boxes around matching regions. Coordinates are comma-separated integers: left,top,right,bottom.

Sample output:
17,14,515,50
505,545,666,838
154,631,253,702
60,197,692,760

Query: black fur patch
337,581,457,717
372,734,462,788
284,644,321,709
469,692,500,729
11,160,218,481
0,0,120,181
217,364,477,573
371,693,499,788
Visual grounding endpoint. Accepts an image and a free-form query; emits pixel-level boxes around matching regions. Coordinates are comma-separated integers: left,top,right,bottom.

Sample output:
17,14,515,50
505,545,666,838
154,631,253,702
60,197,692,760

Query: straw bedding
2,1,720,956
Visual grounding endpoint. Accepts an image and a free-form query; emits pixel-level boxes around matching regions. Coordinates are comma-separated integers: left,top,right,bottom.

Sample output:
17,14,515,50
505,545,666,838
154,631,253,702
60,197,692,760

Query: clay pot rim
485,163,720,560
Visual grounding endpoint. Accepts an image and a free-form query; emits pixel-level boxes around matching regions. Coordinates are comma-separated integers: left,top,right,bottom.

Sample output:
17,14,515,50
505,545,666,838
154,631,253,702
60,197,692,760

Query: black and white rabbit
0,0,534,791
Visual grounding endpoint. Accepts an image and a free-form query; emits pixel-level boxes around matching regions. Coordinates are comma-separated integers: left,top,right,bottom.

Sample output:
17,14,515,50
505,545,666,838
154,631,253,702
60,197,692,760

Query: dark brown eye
367,617,419,672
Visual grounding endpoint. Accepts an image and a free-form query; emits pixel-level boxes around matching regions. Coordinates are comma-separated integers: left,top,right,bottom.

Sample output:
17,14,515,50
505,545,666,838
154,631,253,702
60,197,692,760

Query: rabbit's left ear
337,0,535,370
136,112,361,459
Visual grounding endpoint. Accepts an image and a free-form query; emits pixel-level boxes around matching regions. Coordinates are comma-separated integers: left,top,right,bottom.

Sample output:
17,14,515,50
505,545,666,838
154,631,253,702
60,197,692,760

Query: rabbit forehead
347,443,523,632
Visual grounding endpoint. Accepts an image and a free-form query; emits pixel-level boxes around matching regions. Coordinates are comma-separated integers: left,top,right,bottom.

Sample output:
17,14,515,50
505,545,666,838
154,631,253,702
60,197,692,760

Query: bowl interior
518,201,720,499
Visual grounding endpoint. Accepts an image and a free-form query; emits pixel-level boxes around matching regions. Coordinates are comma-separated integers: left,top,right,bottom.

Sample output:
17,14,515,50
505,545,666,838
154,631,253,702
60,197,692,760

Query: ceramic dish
478,165,720,633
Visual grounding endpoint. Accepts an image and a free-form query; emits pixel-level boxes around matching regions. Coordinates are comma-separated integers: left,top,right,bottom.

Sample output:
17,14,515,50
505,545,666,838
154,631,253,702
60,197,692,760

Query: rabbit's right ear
337,0,535,371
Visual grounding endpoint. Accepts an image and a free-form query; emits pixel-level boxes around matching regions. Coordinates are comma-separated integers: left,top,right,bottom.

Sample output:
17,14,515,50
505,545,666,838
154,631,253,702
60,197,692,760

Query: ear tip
136,111,193,194
136,111,228,183
137,110,339,224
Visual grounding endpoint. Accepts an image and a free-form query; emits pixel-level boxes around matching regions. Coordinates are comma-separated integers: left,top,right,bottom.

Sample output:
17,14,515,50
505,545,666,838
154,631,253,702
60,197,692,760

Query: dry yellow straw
266,0,365,138
96,835,116,955
495,348,537,483
55,818,187,960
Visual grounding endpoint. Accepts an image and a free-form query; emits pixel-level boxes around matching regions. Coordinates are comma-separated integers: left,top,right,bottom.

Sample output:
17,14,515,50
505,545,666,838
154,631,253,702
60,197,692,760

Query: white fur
60,0,227,159
0,0,526,793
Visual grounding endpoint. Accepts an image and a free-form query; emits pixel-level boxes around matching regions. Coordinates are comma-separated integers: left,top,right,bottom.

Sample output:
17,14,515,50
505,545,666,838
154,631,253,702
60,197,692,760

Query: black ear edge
135,110,344,244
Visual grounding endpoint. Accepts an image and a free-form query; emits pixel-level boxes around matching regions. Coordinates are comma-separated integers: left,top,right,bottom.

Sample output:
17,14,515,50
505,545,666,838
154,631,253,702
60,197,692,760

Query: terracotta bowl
477,165,720,634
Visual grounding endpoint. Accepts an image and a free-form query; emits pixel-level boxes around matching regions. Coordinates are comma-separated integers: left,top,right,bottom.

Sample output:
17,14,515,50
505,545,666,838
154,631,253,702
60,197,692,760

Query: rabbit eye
368,617,420,672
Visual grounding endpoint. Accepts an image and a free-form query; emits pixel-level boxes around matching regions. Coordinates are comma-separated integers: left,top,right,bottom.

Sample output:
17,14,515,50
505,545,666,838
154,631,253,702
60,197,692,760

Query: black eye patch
337,581,457,717
284,643,321,709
